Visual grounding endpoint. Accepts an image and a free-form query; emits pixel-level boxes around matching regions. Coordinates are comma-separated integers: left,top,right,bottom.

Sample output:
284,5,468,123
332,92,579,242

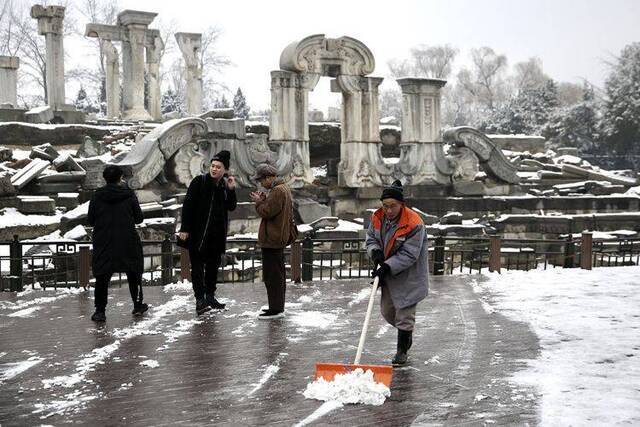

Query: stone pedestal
0,56,19,107
31,5,67,110
118,10,156,121
396,78,452,185
175,33,202,116
103,40,120,119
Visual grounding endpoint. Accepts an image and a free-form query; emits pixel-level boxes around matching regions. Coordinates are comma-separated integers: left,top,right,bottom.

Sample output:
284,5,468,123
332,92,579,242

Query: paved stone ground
0,276,540,426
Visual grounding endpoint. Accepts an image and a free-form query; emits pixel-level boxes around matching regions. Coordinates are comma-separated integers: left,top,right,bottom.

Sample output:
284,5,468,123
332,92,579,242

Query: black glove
371,249,385,267
372,263,391,279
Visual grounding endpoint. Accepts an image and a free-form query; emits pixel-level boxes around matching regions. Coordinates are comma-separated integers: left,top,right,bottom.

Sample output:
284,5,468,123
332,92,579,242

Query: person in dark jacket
88,165,146,322
179,150,237,315
366,180,429,365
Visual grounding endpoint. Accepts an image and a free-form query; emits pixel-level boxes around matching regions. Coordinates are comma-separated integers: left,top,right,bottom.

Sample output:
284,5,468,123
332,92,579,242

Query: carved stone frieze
443,126,520,184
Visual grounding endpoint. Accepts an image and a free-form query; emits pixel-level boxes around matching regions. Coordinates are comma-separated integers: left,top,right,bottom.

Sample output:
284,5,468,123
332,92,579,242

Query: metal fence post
489,235,502,273
302,236,313,282
180,247,191,281
79,246,90,289
9,234,22,292
581,231,593,270
161,236,173,285
290,240,302,283
563,235,576,268
433,236,445,275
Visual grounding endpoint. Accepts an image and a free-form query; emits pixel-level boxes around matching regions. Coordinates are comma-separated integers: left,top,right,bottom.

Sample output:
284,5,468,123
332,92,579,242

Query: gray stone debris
53,153,85,172
0,172,16,196
55,192,79,210
441,212,464,225
0,146,13,162
17,195,56,214
76,136,107,158
24,105,54,123
29,143,60,162
296,198,331,224
10,158,50,189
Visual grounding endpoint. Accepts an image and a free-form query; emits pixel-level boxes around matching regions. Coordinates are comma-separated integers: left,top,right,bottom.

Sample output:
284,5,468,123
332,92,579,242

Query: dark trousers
94,271,142,311
262,248,286,311
189,248,222,300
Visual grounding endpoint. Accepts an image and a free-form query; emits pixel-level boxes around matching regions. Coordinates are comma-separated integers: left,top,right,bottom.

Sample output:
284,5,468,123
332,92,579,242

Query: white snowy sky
64,0,640,111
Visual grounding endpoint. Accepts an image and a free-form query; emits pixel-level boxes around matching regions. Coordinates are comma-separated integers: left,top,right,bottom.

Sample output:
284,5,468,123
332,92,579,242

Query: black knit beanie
380,180,404,202
211,150,231,169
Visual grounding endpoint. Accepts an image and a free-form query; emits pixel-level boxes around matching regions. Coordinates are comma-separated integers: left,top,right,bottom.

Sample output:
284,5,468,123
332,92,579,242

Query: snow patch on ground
0,357,43,382
294,400,344,427
302,368,390,406
471,266,640,425
348,286,372,307
7,306,43,317
247,353,287,397
139,360,159,368
289,311,339,329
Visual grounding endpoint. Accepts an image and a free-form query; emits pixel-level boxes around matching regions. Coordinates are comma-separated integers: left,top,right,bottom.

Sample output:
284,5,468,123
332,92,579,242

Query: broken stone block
24,105,54,123
7,158,31,170
296,198,332,224
204,118,246,139
17,195,56,215
200,108,234,119
55,192,79,210
53,153,84,172
76,136,107,158
10,158,50,189
78,158,106,189
38,171,86,183
30,143,60,162
452,181,485,196
0,146,13,162
440,212,464,225
0,173,16,196
412,208,439,225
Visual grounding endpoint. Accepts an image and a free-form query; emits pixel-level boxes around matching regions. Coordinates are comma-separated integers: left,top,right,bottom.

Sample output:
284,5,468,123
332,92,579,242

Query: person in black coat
87,165,146,322
179,150,237,315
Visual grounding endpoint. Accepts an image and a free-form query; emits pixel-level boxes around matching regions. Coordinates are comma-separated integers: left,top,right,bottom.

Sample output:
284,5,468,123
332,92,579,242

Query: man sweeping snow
365,180,429,365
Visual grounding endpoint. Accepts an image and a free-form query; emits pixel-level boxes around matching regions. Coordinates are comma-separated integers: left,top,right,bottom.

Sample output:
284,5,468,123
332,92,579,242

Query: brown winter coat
255,179,294,249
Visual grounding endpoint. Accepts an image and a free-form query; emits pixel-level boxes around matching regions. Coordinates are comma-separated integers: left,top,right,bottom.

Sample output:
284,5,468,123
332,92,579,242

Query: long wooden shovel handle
354,276,379,365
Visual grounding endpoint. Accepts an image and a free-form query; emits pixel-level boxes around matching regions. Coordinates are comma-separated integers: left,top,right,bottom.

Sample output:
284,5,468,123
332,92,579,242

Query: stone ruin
0,25,639,246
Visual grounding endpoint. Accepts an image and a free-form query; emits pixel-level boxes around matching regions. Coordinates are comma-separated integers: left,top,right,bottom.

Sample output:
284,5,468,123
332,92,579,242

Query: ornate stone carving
279,34,375,77
443,126,520,184
447,146,480,182
172,142,207,186
117,118,206,189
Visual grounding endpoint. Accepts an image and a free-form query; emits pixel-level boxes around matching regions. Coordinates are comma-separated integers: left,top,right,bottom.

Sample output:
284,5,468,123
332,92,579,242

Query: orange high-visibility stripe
371,207,424,258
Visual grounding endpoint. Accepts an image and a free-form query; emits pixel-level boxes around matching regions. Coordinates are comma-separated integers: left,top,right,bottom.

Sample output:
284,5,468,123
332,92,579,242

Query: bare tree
512,57,548,92
387,58,413,79
458,47,508,110
410,44,459,79
199,26,231,110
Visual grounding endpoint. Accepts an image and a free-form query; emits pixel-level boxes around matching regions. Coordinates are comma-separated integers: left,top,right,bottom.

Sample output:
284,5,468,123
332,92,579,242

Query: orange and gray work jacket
365,207,429,309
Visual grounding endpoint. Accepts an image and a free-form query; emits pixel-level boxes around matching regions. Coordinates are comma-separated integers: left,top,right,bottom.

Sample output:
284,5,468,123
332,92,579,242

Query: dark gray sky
117,0,640,110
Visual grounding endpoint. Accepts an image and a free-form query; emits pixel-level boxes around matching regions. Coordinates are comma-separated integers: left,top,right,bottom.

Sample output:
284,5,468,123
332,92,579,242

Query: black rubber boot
91,310,106,322
392,329,413,365
206,294,226,310
132,302,149,316
196,298,212,315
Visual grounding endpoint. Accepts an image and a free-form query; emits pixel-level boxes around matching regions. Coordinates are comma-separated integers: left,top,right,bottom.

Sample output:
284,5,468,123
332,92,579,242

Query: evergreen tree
233,88,250,119
214,95,230,108
601,42,640,154
73,86,100,114
546,83,600,150
161,88,183,114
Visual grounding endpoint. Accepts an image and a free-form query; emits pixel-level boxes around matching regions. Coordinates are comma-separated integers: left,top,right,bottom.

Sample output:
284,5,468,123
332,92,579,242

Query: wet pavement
0,276,540,426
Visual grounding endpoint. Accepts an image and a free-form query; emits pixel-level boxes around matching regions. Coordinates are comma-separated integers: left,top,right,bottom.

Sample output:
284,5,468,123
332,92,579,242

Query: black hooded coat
88,184,144,276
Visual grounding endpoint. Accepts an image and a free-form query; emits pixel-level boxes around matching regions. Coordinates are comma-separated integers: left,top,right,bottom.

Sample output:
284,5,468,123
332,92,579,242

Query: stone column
103,40,120,119
269,70,318,188
334,75,391,187
395,78,452,185
31,5,67,109
0,56,19,107
146,31,163,120
175,32,202,115
118,10,156,121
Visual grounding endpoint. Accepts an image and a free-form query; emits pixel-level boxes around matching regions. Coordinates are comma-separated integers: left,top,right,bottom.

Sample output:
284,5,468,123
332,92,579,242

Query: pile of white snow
302,368,390,406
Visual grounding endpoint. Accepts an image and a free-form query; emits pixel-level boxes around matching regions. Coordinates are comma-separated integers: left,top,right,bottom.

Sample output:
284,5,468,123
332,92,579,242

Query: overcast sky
105,0,639,111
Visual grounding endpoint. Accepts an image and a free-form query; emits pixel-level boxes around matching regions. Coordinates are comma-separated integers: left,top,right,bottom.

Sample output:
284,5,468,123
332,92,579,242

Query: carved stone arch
279,34,375,77
443,126,520,184
117,118,207,189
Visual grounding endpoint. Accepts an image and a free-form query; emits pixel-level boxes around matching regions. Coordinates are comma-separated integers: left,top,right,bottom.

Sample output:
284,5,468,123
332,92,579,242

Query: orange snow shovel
314,276,393,387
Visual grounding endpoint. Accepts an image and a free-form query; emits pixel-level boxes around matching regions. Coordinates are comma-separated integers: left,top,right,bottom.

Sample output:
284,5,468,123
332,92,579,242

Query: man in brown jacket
249,163,294,319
